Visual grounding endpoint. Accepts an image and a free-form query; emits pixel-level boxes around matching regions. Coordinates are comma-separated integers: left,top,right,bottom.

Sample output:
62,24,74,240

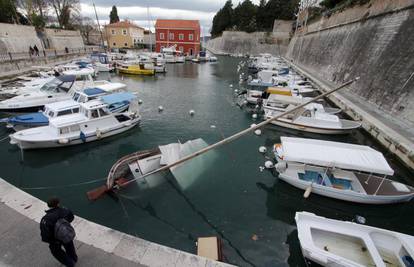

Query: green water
0,56,413,267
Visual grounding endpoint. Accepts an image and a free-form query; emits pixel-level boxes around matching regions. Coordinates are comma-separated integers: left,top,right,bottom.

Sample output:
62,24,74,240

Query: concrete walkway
0,178,234,267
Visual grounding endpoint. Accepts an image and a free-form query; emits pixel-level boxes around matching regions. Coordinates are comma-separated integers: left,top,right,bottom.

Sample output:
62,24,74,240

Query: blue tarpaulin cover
83,88,106,96
7,112,49,125
101,92,136,105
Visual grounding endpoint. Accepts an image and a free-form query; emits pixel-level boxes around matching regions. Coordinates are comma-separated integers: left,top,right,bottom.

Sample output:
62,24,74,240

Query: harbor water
0,56,413,266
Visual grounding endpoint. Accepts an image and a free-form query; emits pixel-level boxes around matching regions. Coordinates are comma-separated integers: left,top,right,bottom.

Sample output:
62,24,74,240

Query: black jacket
40,207,74,243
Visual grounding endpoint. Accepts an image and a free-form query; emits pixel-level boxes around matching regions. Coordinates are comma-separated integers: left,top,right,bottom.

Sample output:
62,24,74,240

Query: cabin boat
0,74,126,112
90,53,114,72
264,95,359,134
2,90,133,131
296,212,414,267
0,76,55,100
274,137,414,204
118,64,155,76
9,93,140,149
245,86,316,105
105,139,211,191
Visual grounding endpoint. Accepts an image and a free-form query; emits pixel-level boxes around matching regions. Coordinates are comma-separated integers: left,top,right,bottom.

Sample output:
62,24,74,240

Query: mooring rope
0,135,10,142
20,177,106,190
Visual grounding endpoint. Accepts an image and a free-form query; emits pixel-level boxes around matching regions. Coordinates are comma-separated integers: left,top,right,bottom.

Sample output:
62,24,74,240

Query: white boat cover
159,138,215,190
280,137,394,175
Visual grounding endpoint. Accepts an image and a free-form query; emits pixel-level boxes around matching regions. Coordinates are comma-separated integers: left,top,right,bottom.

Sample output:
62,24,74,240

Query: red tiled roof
106,20,144,29
155,19,200,29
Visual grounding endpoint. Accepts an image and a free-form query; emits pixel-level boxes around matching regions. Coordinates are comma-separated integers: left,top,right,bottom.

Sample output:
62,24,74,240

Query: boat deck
355,173,414,196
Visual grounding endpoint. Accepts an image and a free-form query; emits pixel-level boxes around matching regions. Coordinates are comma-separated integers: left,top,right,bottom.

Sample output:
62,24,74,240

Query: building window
160,33,164,40
169,33,174,40
179,46,184,52
197,35,199,41
123,29,127,35
113,42,116,46
189,48,193,55
189,34,193,41
179,34,184,40
124,43,128,47
111,29,115,35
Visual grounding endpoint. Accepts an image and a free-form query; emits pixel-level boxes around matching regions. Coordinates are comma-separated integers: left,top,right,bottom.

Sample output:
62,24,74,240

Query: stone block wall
0,23,43,53
43,28,84,50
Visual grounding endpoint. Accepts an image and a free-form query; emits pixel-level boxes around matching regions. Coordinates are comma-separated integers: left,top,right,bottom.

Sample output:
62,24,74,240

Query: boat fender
259,146,267,153
254,129,261,136
264,161,274,169
80,131,87,143
275,161,287,172
303,186,312,198
96,129,102,139
58,138,69,144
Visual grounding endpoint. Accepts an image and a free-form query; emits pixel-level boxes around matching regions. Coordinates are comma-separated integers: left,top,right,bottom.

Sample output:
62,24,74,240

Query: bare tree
77,16,96,44
48,0,79,29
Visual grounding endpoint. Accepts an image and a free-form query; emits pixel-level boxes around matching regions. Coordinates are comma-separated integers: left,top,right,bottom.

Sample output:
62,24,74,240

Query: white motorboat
10,93,141,149
264,94,360,134
274,137,414,204
296,212,414,267
0,74,126,112
3,90,134,131
245,86,317,105
90,53,114,72
0,76,55,100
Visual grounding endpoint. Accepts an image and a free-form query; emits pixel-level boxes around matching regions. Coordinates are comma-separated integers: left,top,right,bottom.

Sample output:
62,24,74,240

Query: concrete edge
0,177,235,267
283,57,414,171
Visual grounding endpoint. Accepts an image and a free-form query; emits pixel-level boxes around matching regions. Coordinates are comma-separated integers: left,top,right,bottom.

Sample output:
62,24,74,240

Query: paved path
0,178,234,267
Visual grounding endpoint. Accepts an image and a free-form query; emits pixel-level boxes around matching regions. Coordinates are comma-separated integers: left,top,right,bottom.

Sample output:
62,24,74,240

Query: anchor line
20,177,106,190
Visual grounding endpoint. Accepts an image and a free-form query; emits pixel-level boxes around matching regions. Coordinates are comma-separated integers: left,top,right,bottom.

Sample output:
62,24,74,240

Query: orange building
105,20,145,49
155,19,200,56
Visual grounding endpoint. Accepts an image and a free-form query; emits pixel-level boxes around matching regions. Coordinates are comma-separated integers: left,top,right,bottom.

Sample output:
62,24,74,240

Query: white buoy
158,106,164,112
234,89,238,93
243,100,248,105
252,114,258,119
229,84,233,88
250,123,257,128
210,125,216,128
254,129,262,136
138,99,143,104
259,166,264,172
189,110,195,116
259,146,267,153
264,161,274,169
255,105,259,109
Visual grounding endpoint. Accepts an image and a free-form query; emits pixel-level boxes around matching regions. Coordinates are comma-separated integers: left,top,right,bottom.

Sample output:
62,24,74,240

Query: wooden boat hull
278,173,414,204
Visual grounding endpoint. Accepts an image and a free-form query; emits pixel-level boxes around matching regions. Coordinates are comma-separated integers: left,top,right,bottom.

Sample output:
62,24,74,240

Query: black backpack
54,218,76,244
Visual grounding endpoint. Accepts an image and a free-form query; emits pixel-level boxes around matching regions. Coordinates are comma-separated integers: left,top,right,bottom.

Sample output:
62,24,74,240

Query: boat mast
93,3,105,50
147,5,152,53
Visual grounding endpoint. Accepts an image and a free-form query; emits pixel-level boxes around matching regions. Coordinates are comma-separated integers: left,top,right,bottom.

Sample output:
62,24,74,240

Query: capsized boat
2,91,134,131
264,95,359,134
296,212,414,267
274,137,414,204
9,93,140,149
105,138,215,192
118,64,155,75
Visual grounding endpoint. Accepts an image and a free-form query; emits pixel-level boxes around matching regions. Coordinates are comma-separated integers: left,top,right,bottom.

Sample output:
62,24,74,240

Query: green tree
256,0,267,30
262,0,298,30
109,5,119,24
0,0,19,23
233,0,257,32
211,0,233,37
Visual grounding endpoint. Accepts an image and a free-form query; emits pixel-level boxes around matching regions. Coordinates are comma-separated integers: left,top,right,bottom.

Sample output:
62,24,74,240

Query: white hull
278,173,414,204
296,212,414,267
11,116,140,150
269,118,358,135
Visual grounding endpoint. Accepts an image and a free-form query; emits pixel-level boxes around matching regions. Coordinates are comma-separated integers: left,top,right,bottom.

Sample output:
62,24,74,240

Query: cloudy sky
80,0,260,35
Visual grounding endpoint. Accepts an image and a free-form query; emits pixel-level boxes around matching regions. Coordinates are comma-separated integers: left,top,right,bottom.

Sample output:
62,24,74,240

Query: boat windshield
39,78,61,92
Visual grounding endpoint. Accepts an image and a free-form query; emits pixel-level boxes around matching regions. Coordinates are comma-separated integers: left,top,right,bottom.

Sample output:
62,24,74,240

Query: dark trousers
49,241,78,267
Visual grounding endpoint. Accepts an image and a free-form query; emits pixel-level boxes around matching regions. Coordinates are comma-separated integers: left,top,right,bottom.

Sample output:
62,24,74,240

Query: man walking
40,197,78,267
33,45,39,56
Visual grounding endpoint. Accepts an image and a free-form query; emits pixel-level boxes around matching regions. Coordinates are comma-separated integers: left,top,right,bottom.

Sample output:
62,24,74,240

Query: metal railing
0,47,97,62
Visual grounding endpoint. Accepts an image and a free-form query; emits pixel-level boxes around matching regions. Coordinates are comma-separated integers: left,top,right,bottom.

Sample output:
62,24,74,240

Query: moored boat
118,64,155,75
296,211,414,267
274,137,414,204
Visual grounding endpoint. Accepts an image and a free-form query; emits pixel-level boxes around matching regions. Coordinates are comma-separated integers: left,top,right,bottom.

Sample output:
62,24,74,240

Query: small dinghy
296,212,414,267
274,137,414,204
9,92,140,149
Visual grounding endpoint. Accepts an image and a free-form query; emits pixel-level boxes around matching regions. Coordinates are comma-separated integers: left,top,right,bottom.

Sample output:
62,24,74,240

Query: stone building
105,20,145,49
143,30,155,50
